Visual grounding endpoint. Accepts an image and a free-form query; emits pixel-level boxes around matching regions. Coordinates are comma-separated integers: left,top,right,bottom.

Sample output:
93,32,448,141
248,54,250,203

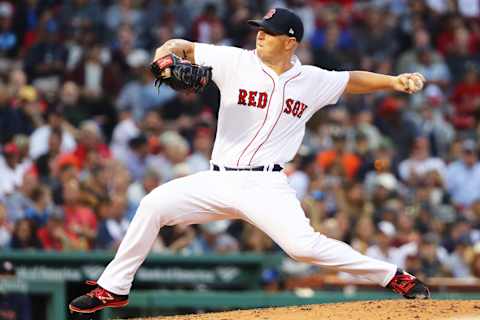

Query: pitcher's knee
136,187,173,221
284,244,316,263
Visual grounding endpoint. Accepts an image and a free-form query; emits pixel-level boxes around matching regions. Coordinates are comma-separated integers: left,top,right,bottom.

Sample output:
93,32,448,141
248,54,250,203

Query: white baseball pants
98,170,397,295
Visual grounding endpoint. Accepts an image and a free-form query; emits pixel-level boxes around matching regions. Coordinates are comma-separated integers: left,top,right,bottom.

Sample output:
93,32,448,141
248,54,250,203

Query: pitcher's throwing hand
395,72,426,94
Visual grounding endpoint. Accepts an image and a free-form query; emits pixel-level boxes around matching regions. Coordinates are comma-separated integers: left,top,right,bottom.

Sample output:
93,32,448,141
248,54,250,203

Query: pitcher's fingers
399,74,409,88
407,78,416,92
412,72,426,82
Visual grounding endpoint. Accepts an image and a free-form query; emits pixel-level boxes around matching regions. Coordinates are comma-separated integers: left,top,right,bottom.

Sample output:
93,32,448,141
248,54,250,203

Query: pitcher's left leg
239,173,428,298
243,193,396,286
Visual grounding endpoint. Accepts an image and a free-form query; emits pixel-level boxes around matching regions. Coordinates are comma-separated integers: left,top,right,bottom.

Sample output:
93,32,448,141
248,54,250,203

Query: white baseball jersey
194,43,349,167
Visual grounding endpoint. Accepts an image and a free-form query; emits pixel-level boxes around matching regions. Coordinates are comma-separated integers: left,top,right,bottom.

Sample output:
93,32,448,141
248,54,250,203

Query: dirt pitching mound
130,300,480,320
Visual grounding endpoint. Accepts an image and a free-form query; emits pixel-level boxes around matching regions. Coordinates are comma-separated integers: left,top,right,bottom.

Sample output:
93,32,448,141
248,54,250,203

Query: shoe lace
389,274,416,295
85,280,115,304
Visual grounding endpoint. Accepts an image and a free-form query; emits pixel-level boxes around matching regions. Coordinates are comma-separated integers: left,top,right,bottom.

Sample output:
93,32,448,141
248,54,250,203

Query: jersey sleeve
194,42,243,90
311,68,350,110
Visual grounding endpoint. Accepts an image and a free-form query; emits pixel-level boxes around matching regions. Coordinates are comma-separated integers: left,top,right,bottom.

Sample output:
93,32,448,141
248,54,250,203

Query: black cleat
69,281,128,313
387,269,431,299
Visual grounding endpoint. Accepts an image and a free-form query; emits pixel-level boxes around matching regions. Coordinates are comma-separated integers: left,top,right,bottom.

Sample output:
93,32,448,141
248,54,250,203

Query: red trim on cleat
86,286,116,304
388,273,416,295
68,280,129,314
69,300,128,314
388,269,431,299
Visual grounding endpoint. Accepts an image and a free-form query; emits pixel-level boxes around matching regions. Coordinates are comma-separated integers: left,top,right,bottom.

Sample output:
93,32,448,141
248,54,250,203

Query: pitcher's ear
285,37,297,51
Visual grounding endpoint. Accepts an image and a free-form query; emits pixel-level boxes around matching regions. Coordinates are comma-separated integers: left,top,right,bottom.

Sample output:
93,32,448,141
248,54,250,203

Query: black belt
212,164,283,172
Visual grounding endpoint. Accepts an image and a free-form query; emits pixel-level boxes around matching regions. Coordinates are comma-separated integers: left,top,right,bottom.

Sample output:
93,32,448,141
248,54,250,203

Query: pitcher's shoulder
219,44,253,60
300,65,349,78
300,64,339,73
299,65,327,78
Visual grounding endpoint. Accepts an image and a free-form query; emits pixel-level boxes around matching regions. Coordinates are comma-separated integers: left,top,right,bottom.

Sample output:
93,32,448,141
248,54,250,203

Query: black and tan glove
150,54,212,93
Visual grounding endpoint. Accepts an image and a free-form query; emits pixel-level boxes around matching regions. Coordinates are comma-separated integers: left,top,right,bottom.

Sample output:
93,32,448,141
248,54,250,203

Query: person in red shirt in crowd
450,64,480,129
191,3,222,43
72,120,111,169
436,15,479,56
62,179,97,249
37,208,84,251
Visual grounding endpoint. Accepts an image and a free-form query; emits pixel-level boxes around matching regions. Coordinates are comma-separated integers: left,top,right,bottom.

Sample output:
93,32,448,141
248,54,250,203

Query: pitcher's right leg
69,171,239,313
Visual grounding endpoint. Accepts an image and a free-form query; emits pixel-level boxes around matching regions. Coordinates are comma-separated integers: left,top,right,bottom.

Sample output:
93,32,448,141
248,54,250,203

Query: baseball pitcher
69,8,429,314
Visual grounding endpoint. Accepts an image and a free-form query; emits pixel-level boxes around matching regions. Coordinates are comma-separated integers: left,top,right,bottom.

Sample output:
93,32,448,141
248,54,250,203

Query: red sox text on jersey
237,89,308,118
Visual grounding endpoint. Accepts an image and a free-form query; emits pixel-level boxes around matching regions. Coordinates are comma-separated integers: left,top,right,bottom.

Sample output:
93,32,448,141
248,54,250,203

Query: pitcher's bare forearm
345,71,425,95
345,71,396,94
153,39,195,64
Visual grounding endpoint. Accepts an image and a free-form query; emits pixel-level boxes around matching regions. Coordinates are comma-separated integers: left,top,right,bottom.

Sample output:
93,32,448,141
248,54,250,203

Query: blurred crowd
1,0,480,282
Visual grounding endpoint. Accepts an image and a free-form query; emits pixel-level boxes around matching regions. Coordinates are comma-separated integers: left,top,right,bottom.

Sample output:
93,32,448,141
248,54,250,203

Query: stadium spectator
446,139,480,209
59,0,103,38
242,223,276,253
24,185,54,227
153,224,196,253
116,48,175,121
96,193,131,250
123,134,149,181
190,3,223,43
186,127,214,173
105,0,145,41
471,244,480,278
0,202,11,248
366,221,416,269
414,84,454,157
67,44,123,100
3,171,38,223
0,2,18,59
450,64,480,130
37,208,84,251
0,143,32,196
148,131,190,182
24,22,67,89
398,136,447,185
127,169,160,208
374,96,419,160
10,218,41,250
417,232,450,277
351,215,375,254
29,106,76,160
288,151,318,200
34,128,62,183
72,120,111,169
62,179,97,248
192,220,240,254
316,128,361,181
111,106,141,163
0,85,42,143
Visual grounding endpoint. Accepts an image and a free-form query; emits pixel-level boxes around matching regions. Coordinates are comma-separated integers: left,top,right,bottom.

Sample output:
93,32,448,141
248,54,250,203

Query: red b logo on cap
264,8,276,20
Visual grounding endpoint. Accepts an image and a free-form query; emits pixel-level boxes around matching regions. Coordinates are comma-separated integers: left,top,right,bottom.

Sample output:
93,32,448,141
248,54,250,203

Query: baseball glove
150,54,212,93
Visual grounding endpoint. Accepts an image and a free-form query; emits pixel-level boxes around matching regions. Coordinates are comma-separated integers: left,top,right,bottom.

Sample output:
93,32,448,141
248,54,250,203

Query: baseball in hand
407,78,415,91
410,72,425,91
397,72,425,94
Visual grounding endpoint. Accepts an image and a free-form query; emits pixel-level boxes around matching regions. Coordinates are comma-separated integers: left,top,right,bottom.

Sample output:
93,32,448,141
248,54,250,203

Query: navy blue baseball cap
248,8,304,42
